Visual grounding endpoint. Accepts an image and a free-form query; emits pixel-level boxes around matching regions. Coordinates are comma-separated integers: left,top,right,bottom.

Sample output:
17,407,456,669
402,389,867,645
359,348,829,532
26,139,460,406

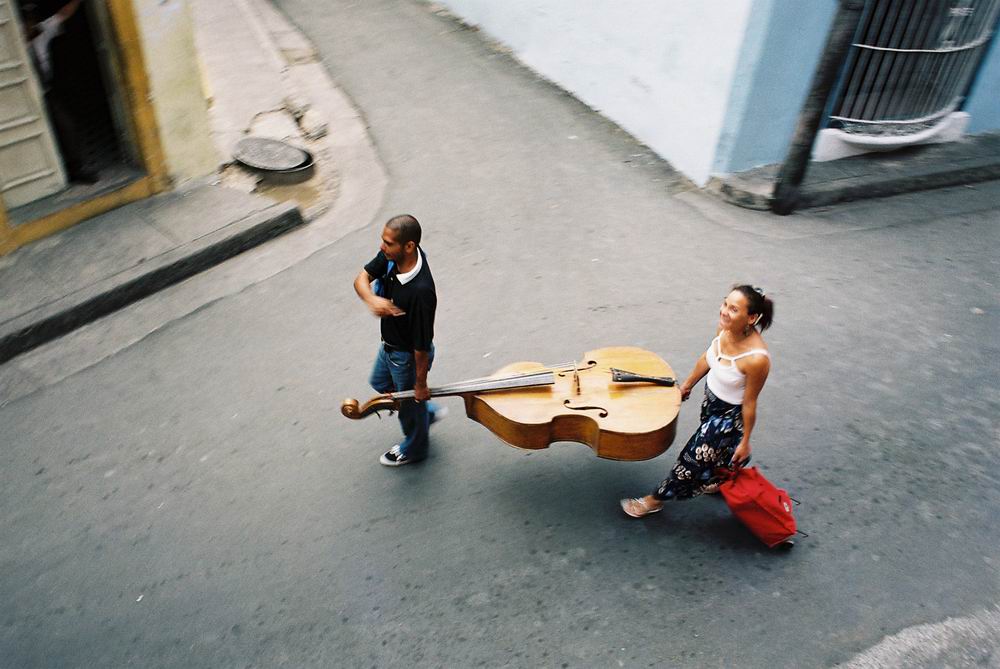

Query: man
354,215,440,466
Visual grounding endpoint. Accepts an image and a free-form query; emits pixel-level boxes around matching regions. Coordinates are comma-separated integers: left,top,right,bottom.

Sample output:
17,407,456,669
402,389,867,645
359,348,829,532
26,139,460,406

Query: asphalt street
2,1,999,667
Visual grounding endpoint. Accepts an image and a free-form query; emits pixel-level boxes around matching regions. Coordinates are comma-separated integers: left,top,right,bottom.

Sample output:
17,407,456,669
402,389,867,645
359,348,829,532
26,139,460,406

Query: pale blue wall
712,0,838,175
965,30,1000,133
433,0,757,185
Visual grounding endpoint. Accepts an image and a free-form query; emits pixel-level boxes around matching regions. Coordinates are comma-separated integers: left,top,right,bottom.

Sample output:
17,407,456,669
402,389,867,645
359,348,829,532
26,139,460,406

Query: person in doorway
620,285,774,518
21,0,99,184
354,214,442,467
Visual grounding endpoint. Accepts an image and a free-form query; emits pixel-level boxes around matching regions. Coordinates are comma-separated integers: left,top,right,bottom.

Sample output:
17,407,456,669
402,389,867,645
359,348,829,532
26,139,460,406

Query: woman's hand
730,441,751,468
679,382,692,401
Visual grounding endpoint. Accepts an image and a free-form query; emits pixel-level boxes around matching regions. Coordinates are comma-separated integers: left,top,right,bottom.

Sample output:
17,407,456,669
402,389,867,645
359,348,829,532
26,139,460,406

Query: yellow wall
132,0,217,182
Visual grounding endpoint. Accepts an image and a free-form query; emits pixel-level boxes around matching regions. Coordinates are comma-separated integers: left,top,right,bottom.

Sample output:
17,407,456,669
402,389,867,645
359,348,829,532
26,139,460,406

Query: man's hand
413,382,430,402
354,270,405,317
368,296,405,318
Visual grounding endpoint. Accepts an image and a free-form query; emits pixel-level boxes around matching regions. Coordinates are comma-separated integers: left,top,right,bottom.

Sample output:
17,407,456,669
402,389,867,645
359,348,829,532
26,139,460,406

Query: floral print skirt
653,386,744,501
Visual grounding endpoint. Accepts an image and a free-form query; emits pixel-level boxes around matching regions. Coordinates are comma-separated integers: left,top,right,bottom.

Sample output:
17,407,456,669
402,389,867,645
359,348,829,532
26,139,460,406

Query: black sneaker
379,445,412,467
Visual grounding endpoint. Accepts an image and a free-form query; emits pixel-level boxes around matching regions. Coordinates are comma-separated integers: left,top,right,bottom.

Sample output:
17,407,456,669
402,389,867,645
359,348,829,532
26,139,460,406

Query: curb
706,132,1000,211
705,175,772,211
0,202,304,364
797,160,1000,208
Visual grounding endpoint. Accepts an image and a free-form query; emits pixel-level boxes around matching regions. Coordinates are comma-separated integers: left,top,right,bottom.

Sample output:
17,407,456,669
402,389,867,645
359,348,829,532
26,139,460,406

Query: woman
620,285,774,518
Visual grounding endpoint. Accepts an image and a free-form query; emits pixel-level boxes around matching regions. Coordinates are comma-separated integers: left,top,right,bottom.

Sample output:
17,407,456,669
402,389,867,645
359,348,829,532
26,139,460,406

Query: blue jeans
368,344,437,460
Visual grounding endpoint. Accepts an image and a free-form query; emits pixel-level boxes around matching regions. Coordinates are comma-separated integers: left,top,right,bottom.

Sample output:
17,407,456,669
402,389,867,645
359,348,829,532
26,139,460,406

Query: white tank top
705,335,769,405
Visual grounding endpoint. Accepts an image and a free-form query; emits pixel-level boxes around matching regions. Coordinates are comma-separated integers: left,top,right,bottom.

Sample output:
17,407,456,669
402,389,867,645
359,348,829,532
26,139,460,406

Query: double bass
342,346,681,461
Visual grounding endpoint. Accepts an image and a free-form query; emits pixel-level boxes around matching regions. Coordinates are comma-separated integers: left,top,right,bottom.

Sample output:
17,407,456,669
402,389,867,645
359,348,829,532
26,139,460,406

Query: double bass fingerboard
389,370,556,400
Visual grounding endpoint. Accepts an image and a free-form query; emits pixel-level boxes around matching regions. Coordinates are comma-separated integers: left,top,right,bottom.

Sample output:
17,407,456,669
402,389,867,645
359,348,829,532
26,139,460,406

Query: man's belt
382,342,411,353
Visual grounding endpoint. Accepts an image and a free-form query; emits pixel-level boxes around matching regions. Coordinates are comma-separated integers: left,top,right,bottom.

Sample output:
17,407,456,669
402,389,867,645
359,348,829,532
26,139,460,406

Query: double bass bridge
555,360,597,377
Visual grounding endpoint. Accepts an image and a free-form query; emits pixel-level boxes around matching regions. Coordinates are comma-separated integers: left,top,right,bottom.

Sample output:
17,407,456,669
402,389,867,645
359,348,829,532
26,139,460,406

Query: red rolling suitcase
718,466,800,548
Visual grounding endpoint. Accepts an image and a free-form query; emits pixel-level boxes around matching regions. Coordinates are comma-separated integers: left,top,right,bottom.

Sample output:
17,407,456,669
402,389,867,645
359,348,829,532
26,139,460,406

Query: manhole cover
233,137,310,171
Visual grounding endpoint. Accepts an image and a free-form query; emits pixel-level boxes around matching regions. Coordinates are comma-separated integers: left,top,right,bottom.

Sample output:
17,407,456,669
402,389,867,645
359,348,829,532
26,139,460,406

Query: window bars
828,0,1000,137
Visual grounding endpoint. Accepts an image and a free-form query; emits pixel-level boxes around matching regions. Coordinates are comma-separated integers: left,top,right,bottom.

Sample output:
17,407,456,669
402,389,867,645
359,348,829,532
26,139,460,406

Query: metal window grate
828,0,1000,137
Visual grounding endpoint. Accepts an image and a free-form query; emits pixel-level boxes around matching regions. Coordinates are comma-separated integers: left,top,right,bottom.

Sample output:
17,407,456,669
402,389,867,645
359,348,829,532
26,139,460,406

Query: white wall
432,0,754,185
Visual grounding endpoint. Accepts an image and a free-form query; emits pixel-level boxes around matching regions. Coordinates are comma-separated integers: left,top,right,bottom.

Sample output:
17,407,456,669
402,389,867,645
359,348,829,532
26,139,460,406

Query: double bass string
434,361,617,395
389,370,556,400
389,362,617,400
433,371,556,395
427,366,569,396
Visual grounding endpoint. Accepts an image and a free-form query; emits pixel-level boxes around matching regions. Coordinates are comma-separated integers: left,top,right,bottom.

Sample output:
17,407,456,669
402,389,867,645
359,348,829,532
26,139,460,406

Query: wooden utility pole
771,0,866,215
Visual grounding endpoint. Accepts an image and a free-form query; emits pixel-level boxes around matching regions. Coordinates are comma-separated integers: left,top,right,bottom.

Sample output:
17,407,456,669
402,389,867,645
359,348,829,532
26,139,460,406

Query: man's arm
354,269,404,318
413,350,431,401
410,287,435,402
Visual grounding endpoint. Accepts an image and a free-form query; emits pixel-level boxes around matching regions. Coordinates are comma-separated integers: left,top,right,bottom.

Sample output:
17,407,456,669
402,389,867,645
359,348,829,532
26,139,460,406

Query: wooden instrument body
463,347,680,461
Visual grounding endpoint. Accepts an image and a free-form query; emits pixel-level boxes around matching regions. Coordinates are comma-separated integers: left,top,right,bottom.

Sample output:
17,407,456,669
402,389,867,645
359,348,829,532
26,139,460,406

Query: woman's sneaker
379,445,413,467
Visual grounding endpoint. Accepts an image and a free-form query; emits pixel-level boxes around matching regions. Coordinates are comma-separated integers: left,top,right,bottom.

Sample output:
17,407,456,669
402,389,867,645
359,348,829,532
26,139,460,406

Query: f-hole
563,399,608,417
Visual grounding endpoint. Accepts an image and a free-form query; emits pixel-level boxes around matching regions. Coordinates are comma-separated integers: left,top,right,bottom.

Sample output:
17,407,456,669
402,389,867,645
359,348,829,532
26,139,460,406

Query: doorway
4,0,143,225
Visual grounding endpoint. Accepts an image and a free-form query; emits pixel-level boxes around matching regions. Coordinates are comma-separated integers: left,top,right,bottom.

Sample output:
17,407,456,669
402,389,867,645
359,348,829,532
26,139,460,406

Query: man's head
380,214,421,263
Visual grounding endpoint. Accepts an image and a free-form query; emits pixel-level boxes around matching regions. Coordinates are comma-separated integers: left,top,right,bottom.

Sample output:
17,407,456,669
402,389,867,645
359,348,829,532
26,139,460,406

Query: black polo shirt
364,249,436,352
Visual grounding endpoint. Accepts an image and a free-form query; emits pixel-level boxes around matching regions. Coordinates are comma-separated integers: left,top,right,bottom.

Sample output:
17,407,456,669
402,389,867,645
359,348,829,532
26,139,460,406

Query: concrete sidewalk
0,187,301,364
0,0,386,370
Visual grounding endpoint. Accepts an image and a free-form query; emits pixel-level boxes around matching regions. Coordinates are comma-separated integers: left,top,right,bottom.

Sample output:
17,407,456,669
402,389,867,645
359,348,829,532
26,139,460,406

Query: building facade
0,0,215,255
431,0,1000,187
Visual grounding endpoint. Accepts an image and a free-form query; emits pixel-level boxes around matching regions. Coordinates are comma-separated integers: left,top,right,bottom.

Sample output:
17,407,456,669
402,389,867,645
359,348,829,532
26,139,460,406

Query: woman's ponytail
733,284,774,331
